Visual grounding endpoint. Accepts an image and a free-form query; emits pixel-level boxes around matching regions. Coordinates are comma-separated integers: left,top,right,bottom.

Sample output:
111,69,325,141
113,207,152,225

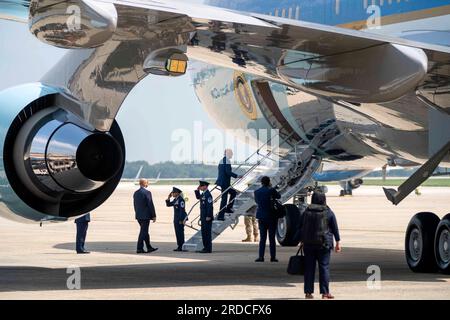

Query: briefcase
287,247,305,275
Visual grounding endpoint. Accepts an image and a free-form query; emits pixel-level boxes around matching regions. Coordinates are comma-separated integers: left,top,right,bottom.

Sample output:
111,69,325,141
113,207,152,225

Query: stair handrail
186,132,280,215
184,123,337,243
185,131,296,228
219,131,297,197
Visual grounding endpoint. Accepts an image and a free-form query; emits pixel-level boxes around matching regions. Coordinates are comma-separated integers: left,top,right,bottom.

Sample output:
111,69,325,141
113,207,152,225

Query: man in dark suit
166,187,188,251
254,176,281,262
195,180,214,253
133,179,158,254
216,149,241,221
75,213,90,254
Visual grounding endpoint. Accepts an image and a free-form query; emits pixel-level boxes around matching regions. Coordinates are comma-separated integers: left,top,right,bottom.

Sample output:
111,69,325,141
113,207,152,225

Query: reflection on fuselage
190,60,450,170
190,0,450,171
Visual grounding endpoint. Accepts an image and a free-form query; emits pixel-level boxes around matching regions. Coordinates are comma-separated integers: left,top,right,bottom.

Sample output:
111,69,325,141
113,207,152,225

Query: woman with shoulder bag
298,191,341,299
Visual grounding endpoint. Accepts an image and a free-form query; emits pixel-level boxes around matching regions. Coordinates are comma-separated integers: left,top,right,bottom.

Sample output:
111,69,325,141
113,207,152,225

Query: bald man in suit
134,179,158,254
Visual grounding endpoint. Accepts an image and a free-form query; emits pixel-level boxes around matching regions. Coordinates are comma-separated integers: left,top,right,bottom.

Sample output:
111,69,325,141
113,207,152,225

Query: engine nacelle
0,83,125,223
278,44,428,103
29,0,117,49
349,178,364,190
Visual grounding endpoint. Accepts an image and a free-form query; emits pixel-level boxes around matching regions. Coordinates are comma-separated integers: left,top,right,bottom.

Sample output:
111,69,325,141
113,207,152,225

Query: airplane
120,166,162,184
0,0,449,274
312,164,369,197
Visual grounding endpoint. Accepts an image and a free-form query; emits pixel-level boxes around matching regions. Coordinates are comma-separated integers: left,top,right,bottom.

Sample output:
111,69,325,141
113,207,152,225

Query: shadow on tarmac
0,241,448,293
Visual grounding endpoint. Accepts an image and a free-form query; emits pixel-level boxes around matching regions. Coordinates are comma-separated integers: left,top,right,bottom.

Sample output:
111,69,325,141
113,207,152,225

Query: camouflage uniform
243,215,259,242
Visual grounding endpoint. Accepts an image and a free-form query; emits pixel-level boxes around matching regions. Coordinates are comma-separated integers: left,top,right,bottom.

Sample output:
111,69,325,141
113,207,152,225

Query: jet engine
339,178,364,196
29,0,118,49
0,83,125,223
349,178,364,190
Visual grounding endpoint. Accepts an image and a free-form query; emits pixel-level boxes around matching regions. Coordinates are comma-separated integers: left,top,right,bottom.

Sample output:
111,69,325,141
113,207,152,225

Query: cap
172,187,182,194
199,180,210,187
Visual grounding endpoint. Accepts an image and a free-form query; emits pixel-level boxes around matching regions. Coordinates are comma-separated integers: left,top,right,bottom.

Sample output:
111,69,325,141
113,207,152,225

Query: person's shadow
0,241,448,293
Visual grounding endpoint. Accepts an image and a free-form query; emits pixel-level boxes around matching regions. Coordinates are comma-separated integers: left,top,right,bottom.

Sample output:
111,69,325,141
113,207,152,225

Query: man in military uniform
242,215,259,242
166,187,188,251
75,213,90,254
195,180,214,253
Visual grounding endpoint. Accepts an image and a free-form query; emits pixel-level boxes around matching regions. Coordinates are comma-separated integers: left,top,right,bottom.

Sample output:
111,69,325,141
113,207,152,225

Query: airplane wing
94,0,450,53
27,0,450,105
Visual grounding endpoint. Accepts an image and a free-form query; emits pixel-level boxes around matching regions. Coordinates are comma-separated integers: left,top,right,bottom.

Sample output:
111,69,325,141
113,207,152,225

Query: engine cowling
29,0,118,49
349,178,364,190
0,83,125,223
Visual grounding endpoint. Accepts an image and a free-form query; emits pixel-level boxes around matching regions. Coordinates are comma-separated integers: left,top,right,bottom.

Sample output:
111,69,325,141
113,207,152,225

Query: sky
0,17,238,165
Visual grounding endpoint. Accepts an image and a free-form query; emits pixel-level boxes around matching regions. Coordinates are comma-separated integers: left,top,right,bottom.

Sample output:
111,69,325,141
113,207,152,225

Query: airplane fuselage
0,0,449,224
189,0,450,172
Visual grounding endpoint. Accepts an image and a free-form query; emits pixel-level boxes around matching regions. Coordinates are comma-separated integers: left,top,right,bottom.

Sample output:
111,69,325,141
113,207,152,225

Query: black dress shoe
136,250,147,254
255,257,264,262
148,247,158,253
173,248,182,252
271,258,279,262
77,251,90,254
197,249,211,253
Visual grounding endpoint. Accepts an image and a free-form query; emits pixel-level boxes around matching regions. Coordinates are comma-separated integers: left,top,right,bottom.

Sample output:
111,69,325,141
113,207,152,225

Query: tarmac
0,184,449,300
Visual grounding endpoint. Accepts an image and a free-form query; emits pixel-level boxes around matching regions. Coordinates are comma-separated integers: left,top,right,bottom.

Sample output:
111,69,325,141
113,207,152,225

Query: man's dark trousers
201,219,212,252
217,187,237,220
258,219,277,259
303,246,331,294
174,222,185,249
137,219,151,251
76,222,89,253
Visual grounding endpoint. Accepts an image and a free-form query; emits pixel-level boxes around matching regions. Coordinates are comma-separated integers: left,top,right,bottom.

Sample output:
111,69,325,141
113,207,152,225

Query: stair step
183,143,320,252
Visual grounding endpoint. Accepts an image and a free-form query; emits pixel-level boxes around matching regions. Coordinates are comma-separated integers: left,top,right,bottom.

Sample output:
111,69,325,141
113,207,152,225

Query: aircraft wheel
405,212,440,272
435,214,450,274
277,204,301,246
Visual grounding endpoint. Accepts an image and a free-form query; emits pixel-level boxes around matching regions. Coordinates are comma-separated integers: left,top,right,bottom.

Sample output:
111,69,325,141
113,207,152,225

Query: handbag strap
296,247,304,256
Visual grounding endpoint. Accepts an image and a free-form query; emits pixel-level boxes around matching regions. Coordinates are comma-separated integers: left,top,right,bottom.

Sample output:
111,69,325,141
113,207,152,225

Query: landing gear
277,204,302,246
339,179,362,196
405,212,440,272
435,214,450,274
339,189,352,197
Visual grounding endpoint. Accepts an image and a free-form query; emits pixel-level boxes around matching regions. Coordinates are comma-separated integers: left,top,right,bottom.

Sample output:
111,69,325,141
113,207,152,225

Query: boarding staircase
182,121,338,251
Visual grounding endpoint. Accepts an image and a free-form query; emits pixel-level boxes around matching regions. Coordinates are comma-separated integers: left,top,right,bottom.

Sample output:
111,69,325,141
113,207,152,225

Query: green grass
152,180,216,186
126,178,450,187
123,179,216,186
361,178,450,187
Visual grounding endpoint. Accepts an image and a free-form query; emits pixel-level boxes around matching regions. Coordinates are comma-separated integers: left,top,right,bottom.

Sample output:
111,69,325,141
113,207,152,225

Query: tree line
122,161,219,179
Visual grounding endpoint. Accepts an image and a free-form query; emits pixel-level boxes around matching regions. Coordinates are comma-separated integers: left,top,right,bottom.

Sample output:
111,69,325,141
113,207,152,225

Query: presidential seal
233,72,258,120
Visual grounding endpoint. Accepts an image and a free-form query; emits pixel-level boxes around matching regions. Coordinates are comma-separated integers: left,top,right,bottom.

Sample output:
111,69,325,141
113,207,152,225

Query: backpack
301,204,329,247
